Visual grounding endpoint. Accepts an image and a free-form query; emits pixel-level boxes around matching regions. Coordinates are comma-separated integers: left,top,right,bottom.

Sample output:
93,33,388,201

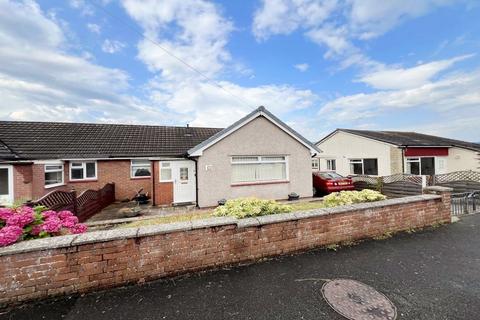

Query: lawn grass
288,200,325,211
118,200,325,229
120,210,214,228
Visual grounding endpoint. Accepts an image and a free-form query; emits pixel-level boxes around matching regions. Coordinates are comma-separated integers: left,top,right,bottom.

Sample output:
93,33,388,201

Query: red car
313,171,355,195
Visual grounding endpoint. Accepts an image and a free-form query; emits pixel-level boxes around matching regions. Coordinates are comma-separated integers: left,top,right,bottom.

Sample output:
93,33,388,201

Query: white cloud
121,0,319,127
253,0,338,40
0,0,181,125
69,0,94,16
253,0,468,70
87,23,101,34
122,0,233,80
358,54,475,90
101,39,126,53
294,63,309,72
319,69,480,122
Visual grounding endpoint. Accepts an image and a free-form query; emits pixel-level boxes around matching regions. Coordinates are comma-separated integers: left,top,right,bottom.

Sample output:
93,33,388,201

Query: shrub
213,198,292,219
322,190,386,208
0,206,87,247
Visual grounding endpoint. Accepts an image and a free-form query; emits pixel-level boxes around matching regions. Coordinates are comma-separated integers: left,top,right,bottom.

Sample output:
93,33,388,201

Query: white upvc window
405,157,436,175
159,162,172,182
311,158,319,170
349,158,378,176
326,159,336,171
131,160,151,178
44,164,64,188
70,161,97,181
231,156,288,184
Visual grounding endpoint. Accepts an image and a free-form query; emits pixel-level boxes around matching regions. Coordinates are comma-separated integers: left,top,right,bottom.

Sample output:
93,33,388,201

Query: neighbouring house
315,129,480,177
0,106,320,207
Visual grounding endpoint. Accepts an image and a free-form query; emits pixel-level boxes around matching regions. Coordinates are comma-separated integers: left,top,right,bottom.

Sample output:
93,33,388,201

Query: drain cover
321,279,397,320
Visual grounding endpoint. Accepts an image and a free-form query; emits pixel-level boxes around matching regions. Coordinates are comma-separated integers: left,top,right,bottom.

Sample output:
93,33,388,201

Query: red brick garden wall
0,191,451,307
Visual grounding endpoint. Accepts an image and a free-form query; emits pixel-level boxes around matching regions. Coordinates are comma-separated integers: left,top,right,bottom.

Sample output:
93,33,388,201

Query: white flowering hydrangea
214,198,292,219
322,190,386,208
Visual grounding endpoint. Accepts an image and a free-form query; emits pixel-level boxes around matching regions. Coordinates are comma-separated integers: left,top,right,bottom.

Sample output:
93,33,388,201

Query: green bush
322,190,386,208
213,198,292,219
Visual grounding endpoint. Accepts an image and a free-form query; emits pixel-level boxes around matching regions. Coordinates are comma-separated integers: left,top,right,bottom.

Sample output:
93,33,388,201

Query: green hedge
213,198,292,219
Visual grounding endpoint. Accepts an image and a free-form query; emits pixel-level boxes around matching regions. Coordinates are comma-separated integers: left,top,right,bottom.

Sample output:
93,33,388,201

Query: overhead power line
85,0,256,110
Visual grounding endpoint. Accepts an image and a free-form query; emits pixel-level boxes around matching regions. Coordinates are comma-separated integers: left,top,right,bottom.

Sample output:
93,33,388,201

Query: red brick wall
152,161,174,206
0,193,451,307
12,164,33,202
14,161,153,202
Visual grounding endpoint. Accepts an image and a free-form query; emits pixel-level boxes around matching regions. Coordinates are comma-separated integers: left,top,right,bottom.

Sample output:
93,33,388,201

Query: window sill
69,179,98,183
130,176,151,180
45,183,65,189
231,180,289,187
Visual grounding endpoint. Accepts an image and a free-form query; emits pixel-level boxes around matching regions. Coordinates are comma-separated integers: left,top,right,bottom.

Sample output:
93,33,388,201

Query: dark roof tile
338,129,480,152
0,121,222,160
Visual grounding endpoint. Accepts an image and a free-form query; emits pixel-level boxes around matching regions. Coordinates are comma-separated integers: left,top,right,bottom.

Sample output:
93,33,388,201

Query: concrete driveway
2,215,480,320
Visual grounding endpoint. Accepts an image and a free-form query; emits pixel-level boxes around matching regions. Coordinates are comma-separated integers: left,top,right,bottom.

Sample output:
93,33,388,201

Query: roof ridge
0,120,224,131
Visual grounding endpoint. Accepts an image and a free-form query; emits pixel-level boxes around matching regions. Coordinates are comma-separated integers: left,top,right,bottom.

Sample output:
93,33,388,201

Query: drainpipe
151,160,156,206
190,157,199,208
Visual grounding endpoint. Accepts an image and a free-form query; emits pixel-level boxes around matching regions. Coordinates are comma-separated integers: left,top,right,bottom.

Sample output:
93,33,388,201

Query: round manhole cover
321,279,397,320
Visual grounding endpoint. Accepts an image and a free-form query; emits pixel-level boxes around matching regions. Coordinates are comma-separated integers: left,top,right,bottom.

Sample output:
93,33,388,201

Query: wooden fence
351,174,423,198
29,183,115,222
352,170,480,199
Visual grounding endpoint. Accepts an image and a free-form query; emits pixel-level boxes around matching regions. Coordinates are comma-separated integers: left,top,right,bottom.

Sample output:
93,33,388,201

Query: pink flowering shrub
0,206,87,247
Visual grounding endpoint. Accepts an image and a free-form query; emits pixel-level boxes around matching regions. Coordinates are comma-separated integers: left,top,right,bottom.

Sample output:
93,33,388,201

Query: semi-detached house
315,129,480,177
0,106,320,207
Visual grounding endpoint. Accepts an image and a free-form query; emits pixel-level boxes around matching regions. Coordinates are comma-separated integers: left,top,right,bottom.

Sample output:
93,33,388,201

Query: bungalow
315,129,480,177
0,106,320,207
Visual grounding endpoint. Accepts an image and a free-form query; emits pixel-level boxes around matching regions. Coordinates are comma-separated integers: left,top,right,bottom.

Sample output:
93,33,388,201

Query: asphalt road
2,214,480,320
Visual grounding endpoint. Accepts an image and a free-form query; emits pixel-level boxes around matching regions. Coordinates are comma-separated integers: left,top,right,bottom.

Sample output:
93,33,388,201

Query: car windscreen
319,172,344,180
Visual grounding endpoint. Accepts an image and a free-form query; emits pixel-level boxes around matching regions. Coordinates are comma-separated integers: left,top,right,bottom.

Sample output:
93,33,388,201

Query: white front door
0,165,13,205
171,161,196,204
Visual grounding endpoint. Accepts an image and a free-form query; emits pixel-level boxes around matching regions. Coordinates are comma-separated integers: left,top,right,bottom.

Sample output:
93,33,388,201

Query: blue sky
0,0,479,142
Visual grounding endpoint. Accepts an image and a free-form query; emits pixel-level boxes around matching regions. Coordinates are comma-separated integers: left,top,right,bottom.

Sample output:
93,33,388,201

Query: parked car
313,171,355,195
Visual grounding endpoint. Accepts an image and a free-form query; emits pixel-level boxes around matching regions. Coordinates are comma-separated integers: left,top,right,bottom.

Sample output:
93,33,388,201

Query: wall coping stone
424,186,454,192
0,194,442,257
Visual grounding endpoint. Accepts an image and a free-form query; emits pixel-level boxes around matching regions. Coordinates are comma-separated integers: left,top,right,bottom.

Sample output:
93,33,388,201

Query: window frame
130,159,151,179
326,159,336,171
159,162,173,182
405,156,436,175
311,158,319,170
230,155,289,185
349,158,378,176
44,163,64,188
69,161,97,181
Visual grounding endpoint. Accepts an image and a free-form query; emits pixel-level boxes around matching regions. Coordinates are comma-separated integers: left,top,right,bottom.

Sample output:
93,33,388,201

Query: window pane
86,163,96,178
45,171,62,186
232,156,258,163
132,160,150,165
421,157,435,175
261,156,285,161
161,168,172,181
363,159,378,175
0,169,8,195
71,168,84,180
350,163,363,175
407,161,420,175
312,159,319,169
133,167,151,177
232,164,257,182
45,165,62,171
257,163,286,181
162,162,170,168
180,168,188,181
71,162,82,167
